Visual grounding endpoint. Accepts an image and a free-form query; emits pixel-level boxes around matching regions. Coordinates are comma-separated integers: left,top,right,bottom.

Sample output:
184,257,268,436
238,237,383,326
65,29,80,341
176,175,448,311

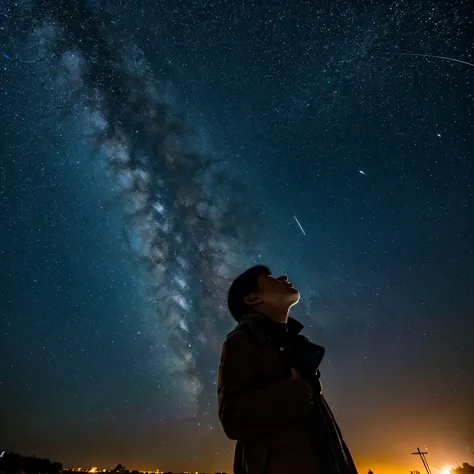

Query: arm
217,330,313,441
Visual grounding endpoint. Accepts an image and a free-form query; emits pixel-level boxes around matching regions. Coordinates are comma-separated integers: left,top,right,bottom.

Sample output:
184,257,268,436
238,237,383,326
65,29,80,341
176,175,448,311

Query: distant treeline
0,452,62,474
0,456,230,474
452,464,474,474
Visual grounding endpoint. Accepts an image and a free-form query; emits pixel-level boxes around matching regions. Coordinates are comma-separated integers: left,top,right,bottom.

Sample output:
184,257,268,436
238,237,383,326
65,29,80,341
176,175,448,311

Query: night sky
1,1,473,473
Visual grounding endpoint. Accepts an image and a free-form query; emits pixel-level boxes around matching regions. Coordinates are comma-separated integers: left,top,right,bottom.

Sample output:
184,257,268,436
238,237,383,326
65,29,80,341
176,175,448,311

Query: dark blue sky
1,1,473,473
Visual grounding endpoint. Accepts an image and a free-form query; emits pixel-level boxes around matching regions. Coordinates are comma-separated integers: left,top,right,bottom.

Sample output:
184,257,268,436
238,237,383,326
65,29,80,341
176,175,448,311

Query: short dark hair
227,265,271,322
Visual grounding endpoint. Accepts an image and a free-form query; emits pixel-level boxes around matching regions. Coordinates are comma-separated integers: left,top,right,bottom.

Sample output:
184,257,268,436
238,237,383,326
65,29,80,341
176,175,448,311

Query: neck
257,305,289,324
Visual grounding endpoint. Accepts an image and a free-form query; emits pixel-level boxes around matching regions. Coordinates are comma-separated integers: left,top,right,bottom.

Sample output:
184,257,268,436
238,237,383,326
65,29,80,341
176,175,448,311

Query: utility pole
412,447,431,474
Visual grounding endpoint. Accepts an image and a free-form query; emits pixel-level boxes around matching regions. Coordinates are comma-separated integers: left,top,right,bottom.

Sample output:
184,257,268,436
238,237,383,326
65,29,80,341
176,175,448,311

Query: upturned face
244,273,300,309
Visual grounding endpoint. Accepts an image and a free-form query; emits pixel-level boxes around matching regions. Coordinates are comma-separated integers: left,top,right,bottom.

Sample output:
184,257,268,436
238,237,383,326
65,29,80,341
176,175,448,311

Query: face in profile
245,273,300,309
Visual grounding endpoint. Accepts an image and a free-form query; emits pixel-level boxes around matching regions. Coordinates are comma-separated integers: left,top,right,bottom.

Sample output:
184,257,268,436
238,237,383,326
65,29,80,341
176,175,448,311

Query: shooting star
359,170,366,175
293,214,307,236
389,52,474,68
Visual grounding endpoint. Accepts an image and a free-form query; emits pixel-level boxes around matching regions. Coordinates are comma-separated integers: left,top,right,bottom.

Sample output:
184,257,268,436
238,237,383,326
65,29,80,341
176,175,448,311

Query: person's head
227,265,300,323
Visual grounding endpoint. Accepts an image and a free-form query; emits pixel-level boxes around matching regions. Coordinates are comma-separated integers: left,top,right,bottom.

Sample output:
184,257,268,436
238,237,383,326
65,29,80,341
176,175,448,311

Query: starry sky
1,0,473,473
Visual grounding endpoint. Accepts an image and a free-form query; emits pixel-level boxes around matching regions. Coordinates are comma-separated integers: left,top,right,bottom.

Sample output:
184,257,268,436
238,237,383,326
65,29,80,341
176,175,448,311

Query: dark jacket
217,312,358,474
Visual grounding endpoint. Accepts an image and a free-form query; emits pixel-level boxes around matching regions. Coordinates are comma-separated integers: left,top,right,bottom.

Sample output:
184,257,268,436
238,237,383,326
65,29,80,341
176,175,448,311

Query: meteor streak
293,214,307,236
389,52,474,68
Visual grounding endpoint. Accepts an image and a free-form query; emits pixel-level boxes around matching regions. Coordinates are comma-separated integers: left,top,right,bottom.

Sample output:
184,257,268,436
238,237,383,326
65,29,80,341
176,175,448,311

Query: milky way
9,0,264,415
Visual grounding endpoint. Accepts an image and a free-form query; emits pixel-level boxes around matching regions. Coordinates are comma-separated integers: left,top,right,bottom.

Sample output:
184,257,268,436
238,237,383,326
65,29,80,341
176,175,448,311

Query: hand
291,368,313,398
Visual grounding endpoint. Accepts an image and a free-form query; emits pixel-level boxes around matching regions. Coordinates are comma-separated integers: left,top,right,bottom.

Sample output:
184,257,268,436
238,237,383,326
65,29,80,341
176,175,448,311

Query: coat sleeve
217,330,313,441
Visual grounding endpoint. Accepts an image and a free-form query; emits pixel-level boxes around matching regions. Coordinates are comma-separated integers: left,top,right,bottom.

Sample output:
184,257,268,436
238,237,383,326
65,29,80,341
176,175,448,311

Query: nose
278,275,289,282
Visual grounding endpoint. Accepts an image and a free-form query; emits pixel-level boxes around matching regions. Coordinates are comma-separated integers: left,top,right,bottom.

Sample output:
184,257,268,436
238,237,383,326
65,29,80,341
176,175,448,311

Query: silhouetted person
217,265,358,474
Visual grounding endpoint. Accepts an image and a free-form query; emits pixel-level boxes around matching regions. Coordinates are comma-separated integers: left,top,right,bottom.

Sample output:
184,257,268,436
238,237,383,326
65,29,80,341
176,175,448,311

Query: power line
411,447,432,474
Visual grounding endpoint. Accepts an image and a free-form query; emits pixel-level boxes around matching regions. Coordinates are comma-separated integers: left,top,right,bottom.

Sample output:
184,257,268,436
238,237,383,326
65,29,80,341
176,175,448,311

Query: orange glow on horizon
439,466,455,474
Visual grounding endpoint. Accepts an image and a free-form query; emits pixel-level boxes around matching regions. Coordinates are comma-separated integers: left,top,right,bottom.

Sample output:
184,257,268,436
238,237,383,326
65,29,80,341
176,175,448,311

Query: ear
244,293,263,306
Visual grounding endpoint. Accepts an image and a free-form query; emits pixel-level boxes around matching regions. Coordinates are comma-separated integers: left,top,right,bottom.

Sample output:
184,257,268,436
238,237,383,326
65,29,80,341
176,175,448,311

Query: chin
288,288,300,305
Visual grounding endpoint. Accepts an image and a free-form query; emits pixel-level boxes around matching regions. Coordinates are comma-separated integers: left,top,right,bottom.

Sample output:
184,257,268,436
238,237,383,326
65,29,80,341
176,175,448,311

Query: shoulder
220,324,261,360
224,325,256,349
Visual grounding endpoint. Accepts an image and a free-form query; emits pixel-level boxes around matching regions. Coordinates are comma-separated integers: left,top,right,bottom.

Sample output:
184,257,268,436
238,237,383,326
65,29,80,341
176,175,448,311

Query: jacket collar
234,312,304,343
